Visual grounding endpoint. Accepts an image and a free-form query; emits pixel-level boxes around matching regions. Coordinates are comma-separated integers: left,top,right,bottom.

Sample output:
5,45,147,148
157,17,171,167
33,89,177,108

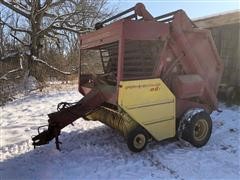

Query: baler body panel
80,21,122,49
118,79,175,141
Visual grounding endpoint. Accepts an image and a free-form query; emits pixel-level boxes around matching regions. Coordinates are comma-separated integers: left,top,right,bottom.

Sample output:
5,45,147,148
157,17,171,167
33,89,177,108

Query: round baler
32,3,223,152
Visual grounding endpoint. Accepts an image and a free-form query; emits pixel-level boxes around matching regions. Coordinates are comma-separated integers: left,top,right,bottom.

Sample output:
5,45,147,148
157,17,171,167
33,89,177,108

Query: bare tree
0,15,3,56
0,0,112,81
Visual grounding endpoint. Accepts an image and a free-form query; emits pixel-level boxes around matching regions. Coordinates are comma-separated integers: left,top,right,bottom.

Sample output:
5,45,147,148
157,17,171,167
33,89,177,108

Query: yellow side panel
118,79,176,141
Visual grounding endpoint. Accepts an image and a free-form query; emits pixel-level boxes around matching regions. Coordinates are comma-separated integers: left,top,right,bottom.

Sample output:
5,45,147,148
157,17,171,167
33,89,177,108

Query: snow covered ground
0,86,239,179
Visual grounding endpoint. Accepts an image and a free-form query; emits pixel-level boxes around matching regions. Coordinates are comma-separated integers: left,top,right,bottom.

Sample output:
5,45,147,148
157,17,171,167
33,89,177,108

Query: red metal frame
79,4,223,116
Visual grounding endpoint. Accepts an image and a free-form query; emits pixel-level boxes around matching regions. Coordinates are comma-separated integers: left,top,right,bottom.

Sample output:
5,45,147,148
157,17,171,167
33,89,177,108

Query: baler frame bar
95,3,154,29
154,10,180,21
155,9,197,27
95,6,135,29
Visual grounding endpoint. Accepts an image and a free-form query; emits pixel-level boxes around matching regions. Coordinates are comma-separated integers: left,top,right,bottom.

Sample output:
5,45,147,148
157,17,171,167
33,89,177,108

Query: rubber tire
127,126,149,153
182,111,212,147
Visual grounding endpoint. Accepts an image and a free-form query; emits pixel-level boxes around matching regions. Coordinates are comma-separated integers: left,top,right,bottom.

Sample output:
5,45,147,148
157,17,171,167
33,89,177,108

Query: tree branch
38,11,84,36
49,0,73,8
32,55,71,75
37,0,52,15
0,52,19,61
0,0,30,19
10,0,30,13
52,25,90,34
0,18,31,33
44,32,59,41
10,33,29,46
90,0,106,27
0,56,23,80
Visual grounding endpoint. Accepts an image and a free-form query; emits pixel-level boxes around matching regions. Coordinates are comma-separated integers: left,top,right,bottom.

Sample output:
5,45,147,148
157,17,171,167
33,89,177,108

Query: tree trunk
28,1,44,82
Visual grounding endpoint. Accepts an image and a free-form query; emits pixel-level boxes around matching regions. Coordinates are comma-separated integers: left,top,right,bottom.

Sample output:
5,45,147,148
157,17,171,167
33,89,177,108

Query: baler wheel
127,126,149,152
182,111,212,147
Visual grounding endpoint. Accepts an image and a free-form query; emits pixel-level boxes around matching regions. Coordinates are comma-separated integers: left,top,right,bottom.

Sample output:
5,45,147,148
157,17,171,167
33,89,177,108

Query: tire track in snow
145,150,183,179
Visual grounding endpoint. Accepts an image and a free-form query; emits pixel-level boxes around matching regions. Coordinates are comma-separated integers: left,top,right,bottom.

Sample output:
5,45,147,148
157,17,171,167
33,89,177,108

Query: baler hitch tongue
32,125,61,150
31,89,107,150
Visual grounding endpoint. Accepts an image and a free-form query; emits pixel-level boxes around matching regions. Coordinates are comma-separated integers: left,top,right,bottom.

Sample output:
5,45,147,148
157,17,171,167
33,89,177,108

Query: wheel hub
194,119,208,141
133,134,146,149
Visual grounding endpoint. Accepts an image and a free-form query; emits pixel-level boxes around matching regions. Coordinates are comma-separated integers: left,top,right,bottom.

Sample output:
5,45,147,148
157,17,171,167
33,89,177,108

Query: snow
0,86,240,179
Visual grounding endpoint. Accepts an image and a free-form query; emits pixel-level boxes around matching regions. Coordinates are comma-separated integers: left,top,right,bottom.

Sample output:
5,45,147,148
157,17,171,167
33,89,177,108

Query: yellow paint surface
118,79,176,141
